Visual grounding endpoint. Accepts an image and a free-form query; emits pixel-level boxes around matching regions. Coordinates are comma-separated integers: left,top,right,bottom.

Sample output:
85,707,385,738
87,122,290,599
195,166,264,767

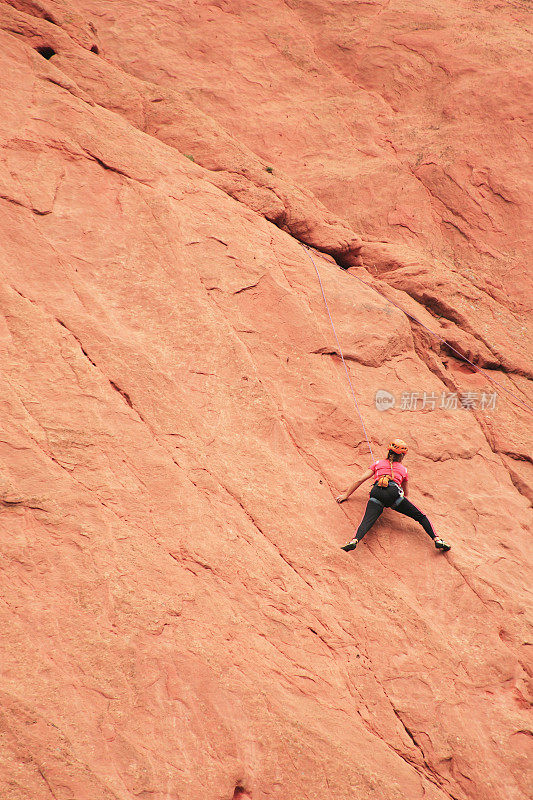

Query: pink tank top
372,459,408,487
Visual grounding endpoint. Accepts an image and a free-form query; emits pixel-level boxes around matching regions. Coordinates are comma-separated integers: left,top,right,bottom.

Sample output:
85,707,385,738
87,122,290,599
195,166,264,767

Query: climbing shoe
341,538,359,552
434,538,451,552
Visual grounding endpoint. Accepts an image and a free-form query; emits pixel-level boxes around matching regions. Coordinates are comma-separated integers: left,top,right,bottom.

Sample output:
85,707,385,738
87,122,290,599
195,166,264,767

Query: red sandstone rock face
0,2,531,799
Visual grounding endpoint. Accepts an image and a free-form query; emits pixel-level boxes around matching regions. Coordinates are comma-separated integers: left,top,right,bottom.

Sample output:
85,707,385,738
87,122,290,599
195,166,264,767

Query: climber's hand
336,494,348,503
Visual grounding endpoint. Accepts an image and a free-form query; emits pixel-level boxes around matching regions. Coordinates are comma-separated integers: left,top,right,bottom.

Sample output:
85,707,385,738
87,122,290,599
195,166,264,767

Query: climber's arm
403,478,409,498
336,468,374,503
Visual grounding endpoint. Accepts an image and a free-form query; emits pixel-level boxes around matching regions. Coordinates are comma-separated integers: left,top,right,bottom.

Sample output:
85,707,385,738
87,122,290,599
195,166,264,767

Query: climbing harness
300,243,533,415
301,244,375,461
376,458,395,488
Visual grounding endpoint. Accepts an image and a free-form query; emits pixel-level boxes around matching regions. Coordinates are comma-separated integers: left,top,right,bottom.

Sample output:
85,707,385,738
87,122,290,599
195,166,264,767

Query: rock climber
336,438,451,552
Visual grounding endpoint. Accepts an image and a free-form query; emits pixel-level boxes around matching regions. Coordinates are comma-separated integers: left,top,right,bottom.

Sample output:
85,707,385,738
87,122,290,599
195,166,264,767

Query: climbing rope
302,244,533,415
301,244,375,461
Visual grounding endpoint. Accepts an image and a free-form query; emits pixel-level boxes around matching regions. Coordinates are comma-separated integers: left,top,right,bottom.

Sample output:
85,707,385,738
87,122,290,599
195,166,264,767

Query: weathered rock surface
0,2,531,799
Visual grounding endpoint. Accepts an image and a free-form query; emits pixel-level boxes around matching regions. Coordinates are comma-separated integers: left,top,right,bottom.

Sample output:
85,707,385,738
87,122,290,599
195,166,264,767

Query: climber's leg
393,498,451,550
393,497,436,538
355,497,385,541
341,496,384,551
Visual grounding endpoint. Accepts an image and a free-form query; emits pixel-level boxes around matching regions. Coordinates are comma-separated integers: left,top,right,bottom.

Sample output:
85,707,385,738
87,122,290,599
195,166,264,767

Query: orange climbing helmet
388,438,409,455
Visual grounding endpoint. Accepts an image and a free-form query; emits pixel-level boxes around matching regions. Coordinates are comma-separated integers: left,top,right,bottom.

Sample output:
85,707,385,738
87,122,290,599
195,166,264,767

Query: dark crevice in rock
500,450,533,465
36,45,56,59
233,279,262,295
55,317,146,424
311,347,359,362
1,499,46,512
232,786,251,800
88,153,131,179
55,319,97,368
1,194,30,212
303,241,360,270
109,380,133,409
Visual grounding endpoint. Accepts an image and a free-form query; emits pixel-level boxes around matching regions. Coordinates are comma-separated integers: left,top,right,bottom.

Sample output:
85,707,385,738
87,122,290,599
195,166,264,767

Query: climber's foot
434,538,451,552
341,538,359,552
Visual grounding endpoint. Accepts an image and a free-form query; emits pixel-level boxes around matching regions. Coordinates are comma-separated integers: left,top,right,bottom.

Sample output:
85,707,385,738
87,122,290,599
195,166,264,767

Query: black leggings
355,482,436,542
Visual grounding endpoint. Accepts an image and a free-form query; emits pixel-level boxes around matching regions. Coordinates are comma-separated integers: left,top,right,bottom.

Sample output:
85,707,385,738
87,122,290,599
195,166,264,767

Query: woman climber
336,438,451,553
